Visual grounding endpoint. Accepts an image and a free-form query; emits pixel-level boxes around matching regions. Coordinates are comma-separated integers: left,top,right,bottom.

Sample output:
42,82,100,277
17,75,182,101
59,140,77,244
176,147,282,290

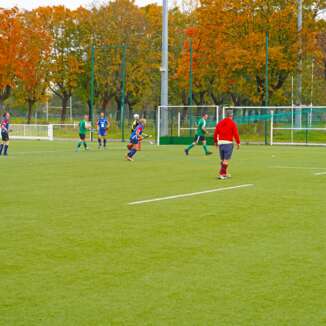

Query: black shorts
194,135,206,143
79,133,86,140
219,143,234,160
1,132,9,142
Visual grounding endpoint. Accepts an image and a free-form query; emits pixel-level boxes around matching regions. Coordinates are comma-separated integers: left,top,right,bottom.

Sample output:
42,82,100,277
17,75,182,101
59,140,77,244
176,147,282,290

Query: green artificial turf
0,141,325,325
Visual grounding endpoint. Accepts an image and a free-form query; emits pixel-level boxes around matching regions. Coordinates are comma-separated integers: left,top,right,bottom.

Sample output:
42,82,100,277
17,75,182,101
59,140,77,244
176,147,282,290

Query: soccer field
0,141,325,325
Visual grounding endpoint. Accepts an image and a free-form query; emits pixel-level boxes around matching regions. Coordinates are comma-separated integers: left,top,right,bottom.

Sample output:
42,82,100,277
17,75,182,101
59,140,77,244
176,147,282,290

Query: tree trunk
61,95,69,124
27,99,35,124
0,85,11,111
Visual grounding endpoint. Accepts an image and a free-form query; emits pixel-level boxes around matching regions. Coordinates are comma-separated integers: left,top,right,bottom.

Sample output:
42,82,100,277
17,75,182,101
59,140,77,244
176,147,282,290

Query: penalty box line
314,172,326,176
128,184,254,206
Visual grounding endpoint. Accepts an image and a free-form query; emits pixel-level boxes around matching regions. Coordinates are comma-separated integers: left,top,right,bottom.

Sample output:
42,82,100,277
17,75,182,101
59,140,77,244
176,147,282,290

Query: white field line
314,172,326,176
128,184,254,206
270,166,326,170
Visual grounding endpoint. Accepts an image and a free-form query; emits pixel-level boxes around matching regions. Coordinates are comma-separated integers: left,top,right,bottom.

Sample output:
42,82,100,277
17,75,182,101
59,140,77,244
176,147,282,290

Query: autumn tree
0,8,25,110
14,10,52,123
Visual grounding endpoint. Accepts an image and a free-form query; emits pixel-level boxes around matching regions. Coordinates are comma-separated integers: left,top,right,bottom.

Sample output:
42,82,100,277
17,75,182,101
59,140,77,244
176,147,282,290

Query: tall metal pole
189,38,193,136
90,45,95,141
160,0,169,137
265,31,269,145
295,0,303,127
120,44,126,142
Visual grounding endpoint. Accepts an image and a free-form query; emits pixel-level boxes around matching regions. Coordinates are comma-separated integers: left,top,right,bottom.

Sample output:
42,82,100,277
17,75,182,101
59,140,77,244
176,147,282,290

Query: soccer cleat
125,155,134,162
218,175,227,180
184,149,189,156
206,151,213,156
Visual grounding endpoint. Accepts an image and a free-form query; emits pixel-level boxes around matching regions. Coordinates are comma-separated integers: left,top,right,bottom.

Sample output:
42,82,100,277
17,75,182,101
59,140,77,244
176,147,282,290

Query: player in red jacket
213,110,240,179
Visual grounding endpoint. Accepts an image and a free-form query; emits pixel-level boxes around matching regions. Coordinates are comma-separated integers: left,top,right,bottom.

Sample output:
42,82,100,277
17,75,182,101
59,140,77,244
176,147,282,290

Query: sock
224,164,228,175
98,138,102,147
77,142,82,148
3,144,8,155
0,144,3,155
186,143,194,151
103,139,107,147
220,163,228,175
203,144,209,154
83,142,87,149
128,149,137,158
219,162,224,175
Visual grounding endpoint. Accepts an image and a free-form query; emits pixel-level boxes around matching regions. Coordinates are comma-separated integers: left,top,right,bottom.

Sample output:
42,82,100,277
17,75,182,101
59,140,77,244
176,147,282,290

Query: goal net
157,105,220,145
11,124,54,141
156,105,326,146
10,123,82,141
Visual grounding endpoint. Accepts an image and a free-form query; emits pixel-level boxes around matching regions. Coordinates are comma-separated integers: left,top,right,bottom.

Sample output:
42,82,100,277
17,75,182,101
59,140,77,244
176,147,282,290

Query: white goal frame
10,124,54,141
157,105,220,145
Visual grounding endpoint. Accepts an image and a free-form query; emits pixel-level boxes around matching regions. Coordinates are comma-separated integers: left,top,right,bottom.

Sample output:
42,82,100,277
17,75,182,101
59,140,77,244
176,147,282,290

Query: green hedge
160,136,215,145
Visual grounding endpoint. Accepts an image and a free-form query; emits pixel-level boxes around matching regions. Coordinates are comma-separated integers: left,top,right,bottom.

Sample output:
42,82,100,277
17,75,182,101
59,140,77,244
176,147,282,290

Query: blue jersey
130,124,144,143
97,117,108,131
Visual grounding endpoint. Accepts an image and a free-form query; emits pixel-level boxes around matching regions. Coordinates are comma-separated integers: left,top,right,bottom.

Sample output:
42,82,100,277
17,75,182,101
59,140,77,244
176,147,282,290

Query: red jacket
213,118,240,144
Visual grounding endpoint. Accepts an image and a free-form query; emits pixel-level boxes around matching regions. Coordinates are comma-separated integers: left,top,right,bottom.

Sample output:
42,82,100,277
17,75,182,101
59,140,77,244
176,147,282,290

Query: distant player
97,112,109,149
76,114,90,151
185,113,212,156
0,112,10,156
131,113,142,150
126,118,146,161
213,110,240,179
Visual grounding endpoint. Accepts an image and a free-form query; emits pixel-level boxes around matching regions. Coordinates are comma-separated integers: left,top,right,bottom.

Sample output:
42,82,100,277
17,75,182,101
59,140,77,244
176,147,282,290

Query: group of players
76,112,147,162
1,109,240,179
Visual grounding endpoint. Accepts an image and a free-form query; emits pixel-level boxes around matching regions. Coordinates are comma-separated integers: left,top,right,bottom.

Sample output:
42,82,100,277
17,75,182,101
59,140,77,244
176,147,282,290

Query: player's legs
126,137,138,161
185,136,199,155
0,133,9,155
103,136,107,148
98,135,102,148
201,138,212,155
218,144,233,178
77,134,87,151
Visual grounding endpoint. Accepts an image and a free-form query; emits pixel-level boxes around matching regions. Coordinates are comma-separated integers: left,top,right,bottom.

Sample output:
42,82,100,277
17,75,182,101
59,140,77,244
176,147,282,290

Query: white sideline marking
128,184,254,205
314,172,326,176
270,166,326,170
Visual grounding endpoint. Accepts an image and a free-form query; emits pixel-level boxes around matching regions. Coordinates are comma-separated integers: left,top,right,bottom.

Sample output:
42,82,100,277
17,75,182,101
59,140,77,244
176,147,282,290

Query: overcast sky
0,0,162,10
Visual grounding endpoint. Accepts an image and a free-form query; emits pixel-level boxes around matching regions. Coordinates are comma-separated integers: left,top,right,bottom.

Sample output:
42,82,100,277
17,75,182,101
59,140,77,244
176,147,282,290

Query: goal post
11,124,54,141
157,105,220,145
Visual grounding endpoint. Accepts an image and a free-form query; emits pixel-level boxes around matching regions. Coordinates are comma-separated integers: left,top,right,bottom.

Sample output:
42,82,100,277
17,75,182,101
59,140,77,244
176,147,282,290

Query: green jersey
196,118,207,136
79,120,87,134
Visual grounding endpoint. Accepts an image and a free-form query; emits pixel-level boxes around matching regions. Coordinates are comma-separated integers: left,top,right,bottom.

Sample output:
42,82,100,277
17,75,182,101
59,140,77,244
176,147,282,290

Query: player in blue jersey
0,112,10,156
125,118,146,161
97,112,109,149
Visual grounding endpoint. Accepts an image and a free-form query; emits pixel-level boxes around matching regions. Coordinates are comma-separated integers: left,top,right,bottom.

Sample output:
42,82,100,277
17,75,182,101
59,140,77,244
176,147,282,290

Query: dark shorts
1,132,9,142
79,133,86,140
98,129,107,137
219,143,234,160
194,135,206,143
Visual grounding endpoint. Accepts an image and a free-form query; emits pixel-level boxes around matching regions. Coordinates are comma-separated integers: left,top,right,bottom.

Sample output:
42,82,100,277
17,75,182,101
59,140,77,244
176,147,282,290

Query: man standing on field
76,114,90,151
213,110,240,179
185,113,212,156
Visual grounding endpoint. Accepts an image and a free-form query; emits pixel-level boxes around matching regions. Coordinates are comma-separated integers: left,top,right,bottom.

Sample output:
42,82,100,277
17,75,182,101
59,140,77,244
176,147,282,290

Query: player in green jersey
76,115,90,151
185,113,212,156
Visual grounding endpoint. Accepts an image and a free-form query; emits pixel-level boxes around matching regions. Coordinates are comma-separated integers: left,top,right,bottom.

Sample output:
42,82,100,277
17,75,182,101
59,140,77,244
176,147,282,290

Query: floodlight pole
90,45,95,142
120,44,127,142
189,38,193,136
160,0,169,136
295,0,303,128
265,31,269,145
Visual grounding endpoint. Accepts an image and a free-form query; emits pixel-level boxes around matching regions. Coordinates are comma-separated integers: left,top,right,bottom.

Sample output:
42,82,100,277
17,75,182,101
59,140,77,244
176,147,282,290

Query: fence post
270,110,274,146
